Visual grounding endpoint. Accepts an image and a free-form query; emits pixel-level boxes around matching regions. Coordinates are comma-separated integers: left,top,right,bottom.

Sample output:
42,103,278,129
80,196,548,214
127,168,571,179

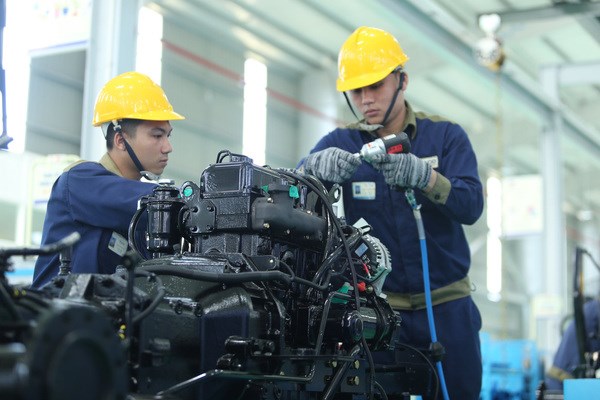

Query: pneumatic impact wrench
355,132,411,160
356,132,414,193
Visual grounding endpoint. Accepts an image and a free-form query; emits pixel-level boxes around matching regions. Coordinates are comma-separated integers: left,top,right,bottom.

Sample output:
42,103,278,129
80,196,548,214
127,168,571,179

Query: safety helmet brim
93,109,185,126
336,66,399,92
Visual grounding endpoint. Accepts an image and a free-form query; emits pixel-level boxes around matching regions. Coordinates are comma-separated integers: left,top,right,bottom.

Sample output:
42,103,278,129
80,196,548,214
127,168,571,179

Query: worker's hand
302,148,361,183
369,153,432,190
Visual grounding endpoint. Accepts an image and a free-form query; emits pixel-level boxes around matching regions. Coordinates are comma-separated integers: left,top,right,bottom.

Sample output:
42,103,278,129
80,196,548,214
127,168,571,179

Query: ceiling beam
578,15,600,46
379,0,600,158
478,1,600,25
150,0,324,72
545,60,600,86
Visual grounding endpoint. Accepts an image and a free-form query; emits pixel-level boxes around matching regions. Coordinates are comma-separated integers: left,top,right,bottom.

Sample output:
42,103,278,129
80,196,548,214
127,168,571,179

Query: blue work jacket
304,102,483,294
32,153,155,288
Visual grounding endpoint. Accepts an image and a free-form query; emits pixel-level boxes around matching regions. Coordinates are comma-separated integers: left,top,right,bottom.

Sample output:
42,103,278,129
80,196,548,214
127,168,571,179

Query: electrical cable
297,172,339,259
131,270,165,325
128,204,148,260
278,167,378,399
0,282,22,320
373,341,440,399
405,188,451,400
373,380,389,400
138,163,379,399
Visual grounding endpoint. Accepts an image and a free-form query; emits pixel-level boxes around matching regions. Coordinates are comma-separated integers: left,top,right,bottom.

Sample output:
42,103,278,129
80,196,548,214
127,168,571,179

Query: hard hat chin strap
342,92,381,132
113,120,147,175
342,68,405,132
343,91,361,122
380,70,404,128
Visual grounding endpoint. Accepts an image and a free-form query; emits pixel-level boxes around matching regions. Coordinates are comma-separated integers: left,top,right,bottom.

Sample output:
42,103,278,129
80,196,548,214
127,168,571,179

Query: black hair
106,119,143,150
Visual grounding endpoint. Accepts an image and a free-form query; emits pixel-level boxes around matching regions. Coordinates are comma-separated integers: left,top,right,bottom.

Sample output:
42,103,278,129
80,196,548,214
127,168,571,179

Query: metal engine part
0,150,436,400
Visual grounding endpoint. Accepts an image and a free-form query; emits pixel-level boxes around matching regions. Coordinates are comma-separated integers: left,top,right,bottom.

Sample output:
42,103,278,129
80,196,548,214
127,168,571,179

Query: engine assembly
0,151,437,400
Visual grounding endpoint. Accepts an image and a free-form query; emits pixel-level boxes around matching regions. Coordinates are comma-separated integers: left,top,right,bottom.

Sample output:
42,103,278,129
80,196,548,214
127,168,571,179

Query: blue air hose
405,188,450,400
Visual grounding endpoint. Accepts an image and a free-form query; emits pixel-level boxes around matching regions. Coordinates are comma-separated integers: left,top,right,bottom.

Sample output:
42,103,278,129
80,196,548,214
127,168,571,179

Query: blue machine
480,332,543,400
564,378,600,399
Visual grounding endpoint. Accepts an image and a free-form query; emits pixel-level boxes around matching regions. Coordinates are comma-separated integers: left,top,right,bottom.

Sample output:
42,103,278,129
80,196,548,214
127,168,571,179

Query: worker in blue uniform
298,27,484,399
32,71,185,288
545,298,600,390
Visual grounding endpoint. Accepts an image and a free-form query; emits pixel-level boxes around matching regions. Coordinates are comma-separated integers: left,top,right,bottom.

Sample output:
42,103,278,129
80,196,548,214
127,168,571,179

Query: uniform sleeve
62,164,156,233
435,125,484,225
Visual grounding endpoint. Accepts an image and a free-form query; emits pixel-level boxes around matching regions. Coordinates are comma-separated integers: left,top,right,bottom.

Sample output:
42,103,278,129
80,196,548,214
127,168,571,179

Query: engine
0,151,435,400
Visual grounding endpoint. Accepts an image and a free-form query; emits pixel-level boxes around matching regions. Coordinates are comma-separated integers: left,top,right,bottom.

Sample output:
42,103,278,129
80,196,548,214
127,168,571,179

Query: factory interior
0,1,599,399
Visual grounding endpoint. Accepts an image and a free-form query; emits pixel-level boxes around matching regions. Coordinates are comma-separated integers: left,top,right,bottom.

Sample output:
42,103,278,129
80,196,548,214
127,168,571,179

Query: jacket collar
346,101,418,139
99,153,124,177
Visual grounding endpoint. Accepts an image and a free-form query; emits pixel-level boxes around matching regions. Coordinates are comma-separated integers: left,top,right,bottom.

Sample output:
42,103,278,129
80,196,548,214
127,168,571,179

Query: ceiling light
478,13,501,35
474,13,505,72
577,209,593,221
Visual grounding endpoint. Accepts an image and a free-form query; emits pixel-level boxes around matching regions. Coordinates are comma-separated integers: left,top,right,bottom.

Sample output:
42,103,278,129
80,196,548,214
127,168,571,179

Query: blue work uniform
301,102,484,400
32,153,155,288
546,299,600,390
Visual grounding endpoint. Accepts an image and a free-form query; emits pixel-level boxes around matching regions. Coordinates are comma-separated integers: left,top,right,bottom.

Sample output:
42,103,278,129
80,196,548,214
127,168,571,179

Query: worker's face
126,120,173,175
349,71,407,128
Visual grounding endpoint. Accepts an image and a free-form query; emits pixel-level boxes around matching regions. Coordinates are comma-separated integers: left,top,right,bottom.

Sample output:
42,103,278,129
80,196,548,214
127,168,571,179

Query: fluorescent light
136,7,163,84
242,58,267,165
486,232,502,298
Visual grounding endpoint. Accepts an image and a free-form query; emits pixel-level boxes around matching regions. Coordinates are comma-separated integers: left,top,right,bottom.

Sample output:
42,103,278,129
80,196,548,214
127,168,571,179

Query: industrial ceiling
146,0,600,226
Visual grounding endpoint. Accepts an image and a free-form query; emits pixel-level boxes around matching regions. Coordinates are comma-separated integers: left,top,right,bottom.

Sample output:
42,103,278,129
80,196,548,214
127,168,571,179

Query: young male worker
299,27,484,399
33,72,185,288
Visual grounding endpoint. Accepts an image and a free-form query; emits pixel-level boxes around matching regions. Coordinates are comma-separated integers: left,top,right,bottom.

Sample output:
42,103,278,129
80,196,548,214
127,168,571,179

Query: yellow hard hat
336,26,409,92
92,71,185,126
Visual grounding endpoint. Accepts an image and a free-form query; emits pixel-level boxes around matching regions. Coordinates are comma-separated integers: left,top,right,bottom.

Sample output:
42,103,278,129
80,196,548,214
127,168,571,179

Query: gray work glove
369,153,432,190
302,147,361,183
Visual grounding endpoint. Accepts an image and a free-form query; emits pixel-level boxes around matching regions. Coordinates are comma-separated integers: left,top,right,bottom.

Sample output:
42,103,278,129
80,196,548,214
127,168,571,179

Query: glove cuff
416,161,433,190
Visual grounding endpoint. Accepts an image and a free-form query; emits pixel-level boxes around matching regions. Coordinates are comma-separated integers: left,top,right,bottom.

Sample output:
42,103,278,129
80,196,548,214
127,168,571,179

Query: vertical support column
522,235,543,339
580,221,600,294
538,66,568,366
80,0,142,162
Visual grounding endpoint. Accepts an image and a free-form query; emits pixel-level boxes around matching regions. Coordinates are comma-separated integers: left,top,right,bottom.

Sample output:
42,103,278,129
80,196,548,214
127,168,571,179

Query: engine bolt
347,376,360,386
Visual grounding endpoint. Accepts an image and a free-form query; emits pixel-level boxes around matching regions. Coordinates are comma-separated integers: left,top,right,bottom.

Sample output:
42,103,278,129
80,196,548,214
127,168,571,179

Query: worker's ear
113,130,127,151
401,72,409,91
